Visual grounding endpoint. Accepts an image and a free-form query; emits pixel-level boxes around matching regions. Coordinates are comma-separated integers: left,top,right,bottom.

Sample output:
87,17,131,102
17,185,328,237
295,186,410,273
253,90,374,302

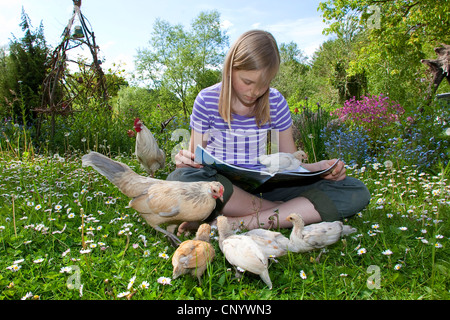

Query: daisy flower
382,249,393,256
299,270,307,280
80,249,91,254
139,281,150,289
6,264,21,272
158,252,169,260
35,204,42,210
236,266,245,273
357,248,367,255
394,264,402,270
127,276,136,290
157,277,172,285
33,258,44,264
117,291,130,298
398,227,408,231
60,266,72,273
62,249,71,257
21,292,33,300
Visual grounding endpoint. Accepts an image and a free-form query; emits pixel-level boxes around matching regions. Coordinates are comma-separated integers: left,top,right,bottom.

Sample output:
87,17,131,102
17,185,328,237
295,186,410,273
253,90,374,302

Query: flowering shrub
322,107,450,169
333,94,405,139
322,124,376,166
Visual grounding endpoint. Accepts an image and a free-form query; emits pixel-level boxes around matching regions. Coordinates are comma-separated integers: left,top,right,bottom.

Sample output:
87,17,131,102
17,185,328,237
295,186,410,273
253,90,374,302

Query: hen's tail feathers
82,151,155,198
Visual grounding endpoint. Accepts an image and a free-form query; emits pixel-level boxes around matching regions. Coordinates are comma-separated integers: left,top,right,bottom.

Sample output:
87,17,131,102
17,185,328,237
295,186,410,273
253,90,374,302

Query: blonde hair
219,30,280,128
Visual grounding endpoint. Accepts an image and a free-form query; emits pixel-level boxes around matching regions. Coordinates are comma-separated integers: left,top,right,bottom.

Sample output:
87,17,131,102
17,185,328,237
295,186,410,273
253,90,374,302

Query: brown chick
172,223,215,284
81,152,224,245
134,118,165,177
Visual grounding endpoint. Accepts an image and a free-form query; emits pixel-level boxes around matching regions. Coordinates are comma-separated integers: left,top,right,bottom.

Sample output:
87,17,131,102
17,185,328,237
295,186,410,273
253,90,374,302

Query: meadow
0,139,448,300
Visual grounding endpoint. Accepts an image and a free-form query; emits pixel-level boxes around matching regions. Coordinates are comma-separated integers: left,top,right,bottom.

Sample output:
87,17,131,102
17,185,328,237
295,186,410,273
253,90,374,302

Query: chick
258,150,308,174
242,228,290,259
217,216,272,289
286,213,356,253
172,224,215,284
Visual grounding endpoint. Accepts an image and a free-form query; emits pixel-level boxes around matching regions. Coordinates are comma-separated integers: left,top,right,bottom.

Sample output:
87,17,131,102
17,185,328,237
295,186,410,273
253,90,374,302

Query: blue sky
0,0,331,78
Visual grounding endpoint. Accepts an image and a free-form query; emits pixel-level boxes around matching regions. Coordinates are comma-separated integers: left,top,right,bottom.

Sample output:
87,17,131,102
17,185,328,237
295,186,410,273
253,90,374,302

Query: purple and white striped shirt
190,83,293,170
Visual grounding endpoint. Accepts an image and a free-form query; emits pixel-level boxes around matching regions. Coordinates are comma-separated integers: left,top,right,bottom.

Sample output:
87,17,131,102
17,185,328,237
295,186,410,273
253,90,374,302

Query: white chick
217,216,272,289
258,150,308,174
242,228,290,258
286,213,356,253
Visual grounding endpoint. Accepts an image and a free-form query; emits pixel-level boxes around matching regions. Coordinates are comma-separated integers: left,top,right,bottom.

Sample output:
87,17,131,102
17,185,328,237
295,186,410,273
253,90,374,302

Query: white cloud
221,19,234,30
261,17,329,58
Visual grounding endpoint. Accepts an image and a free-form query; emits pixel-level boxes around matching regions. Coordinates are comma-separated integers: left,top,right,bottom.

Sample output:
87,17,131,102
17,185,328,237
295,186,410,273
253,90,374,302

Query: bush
333,94,405,141
322,103,450,170
322,123,375,166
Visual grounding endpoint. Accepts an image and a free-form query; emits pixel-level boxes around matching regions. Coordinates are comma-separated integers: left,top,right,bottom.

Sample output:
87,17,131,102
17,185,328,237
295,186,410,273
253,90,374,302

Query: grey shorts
166,167,371,222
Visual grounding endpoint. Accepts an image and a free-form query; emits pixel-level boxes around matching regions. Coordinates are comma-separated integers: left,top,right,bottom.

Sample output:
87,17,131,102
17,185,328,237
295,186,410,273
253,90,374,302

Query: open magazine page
194,146,339,191
194,146,273,191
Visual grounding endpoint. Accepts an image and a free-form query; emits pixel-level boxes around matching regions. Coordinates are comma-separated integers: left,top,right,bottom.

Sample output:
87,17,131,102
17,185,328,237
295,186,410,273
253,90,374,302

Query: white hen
217,216,272,289
258,150,308,174
286,213,356,253
134,118,165,177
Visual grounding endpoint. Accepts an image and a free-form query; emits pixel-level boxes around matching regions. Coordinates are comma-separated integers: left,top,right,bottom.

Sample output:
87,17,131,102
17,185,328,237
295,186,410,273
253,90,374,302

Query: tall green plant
291,99,331,162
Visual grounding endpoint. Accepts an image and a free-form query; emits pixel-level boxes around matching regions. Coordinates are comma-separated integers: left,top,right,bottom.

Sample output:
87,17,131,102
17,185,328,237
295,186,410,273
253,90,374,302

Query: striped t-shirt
190,83,292,170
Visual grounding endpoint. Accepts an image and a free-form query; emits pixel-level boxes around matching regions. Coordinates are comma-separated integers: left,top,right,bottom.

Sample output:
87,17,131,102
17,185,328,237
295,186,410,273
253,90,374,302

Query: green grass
0,151,448,300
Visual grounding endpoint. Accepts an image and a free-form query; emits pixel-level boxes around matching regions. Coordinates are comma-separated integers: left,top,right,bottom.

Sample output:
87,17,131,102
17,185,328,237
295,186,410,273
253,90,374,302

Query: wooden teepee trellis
37,0,109,138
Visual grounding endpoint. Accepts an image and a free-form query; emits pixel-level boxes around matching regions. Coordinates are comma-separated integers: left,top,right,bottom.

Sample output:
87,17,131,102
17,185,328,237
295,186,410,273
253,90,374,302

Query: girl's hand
319,159,346,181
175,149,203,169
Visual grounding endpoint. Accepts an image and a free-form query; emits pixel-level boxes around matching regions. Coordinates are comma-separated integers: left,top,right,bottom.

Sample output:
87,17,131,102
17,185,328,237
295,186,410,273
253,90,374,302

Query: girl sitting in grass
168,30,370,233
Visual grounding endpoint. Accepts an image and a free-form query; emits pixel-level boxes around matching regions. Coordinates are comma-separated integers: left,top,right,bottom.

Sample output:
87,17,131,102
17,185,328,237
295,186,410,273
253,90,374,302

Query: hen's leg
153,225,181,247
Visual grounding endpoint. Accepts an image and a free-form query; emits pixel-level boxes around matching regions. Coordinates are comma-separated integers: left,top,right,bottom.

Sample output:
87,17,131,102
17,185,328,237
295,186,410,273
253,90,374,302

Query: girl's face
231,69,269,108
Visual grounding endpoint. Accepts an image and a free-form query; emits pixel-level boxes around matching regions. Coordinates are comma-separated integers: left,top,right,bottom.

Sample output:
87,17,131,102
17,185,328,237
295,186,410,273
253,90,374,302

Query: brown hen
82,152,224,245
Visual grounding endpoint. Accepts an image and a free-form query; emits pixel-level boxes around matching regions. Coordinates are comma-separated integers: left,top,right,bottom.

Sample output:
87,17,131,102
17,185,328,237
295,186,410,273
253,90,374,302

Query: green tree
307,18,367,105
135,10,228,118
319,0,450,108
272,42,311,105
6,8,50,124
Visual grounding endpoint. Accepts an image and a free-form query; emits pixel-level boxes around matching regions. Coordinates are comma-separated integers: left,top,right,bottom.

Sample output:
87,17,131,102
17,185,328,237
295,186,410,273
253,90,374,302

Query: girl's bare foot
177,221,200,236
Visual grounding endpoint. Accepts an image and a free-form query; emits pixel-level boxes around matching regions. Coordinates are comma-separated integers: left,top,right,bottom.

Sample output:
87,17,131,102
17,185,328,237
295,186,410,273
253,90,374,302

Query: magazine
194,146,340,192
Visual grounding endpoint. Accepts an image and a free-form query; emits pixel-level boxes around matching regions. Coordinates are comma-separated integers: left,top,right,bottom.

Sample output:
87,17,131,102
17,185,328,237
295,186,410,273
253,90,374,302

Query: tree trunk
420,43,450,111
